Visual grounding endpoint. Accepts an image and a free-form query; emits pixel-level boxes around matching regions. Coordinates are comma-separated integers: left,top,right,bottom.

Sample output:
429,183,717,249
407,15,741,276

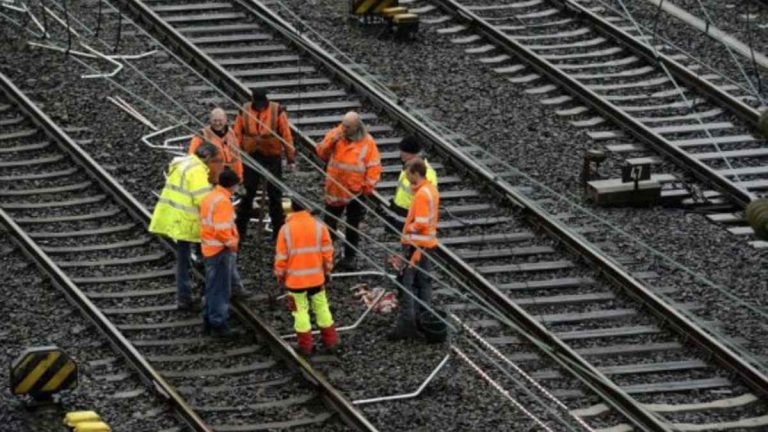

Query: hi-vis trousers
287,286,334,332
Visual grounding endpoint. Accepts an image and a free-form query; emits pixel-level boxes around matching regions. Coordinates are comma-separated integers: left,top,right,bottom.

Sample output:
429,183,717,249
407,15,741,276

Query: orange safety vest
274,211,334,290
401,180,439,249
236,102,295,161
189,126,243,181
199,186,239,257
316,125,381,206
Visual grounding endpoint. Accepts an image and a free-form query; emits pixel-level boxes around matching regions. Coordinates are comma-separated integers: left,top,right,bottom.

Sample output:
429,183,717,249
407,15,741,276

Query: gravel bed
0,238,182,432
583,0,768,102
0,3,604,431
3,0,768,428
259,0,768,363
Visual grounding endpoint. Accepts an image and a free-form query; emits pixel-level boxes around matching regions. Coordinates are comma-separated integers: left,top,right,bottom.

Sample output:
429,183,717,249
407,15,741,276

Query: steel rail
433,0,757,208
107,0,768,429
0,72,212,432
236,0,768,417
0,71,377,432
93,1,380,430
112,0,665,429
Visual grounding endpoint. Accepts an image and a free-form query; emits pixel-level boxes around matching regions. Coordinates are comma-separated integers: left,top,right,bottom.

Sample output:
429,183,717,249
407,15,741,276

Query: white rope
451,345,556,432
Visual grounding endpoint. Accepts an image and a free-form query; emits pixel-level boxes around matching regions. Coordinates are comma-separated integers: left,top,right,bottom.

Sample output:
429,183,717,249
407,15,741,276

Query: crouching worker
200,168,242,337
149,143,220,311
274,198,338,355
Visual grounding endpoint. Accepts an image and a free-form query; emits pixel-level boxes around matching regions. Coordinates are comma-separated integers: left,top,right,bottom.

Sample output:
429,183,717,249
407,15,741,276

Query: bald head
341,111,364,141
209,108,228,132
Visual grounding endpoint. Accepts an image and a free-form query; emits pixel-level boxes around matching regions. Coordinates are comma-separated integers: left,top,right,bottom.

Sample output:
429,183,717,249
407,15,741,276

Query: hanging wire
744,0,764,96
19,7,628,425
692,0,765,103
25,1,760,418
61,0,70,53
613,0,749,187
95,0,102,38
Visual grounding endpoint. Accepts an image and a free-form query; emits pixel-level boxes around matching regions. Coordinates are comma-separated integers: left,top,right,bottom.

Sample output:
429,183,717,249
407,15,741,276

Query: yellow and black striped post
10,346,78,400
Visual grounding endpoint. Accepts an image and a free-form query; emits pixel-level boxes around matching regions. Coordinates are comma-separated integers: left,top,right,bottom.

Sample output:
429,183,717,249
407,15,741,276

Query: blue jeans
204,250,234,327
396,246,433,330
176,240,193,302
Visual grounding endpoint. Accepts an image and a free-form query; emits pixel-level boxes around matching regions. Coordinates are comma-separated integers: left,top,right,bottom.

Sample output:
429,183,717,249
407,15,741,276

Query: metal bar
353,354,451,405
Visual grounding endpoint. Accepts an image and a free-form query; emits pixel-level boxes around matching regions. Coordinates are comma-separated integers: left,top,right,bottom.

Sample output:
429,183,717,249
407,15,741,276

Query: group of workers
148,88,440,352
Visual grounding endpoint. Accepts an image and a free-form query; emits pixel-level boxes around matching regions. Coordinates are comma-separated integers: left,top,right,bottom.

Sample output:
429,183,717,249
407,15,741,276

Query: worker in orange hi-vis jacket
274,198,337,356
315,111,381,272
232,88,295,240
189,108,243,182
388,157,439,342
199,168,242,338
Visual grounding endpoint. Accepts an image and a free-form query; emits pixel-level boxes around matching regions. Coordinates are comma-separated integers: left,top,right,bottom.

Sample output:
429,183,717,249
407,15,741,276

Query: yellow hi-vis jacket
393,159,438,210
149,155,212,242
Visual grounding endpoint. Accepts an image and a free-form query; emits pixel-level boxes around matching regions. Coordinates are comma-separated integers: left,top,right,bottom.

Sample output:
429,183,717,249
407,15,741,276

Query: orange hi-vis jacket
233,101,295,162
199,185,239,257
316,125,381,206
402,179,439,249
274,211,334,290
189,126,243,181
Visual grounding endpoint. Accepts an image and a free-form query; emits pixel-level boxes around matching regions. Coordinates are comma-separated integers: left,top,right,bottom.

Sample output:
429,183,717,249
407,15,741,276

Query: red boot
320,325,339,349
296,331,313,356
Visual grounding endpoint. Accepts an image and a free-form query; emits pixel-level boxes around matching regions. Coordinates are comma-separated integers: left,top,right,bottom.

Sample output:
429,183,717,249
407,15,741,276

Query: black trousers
324,197,366,258
236,153,284,240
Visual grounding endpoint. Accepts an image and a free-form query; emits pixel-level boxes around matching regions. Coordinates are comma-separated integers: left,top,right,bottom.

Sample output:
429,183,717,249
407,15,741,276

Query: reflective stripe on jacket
188,126,243,181
393,159,438,210
316,124,381,206
233,102,295,161
148,155,212,242
199,185,239,257
274,211,334,290
401,179,439,248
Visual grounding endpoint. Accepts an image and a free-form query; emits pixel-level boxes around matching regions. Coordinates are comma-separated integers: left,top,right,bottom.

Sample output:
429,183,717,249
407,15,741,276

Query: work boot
231,284,249,300
320,325,339,350
177,297,196,312
210,324,235,338
202,318,212,336
296,331,314,356
335,255,358,272
386,324,417,342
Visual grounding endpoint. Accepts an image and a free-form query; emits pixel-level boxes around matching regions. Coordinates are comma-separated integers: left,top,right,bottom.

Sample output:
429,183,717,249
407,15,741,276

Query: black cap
218,168,239,188
398,135,421,154
251,88,268,107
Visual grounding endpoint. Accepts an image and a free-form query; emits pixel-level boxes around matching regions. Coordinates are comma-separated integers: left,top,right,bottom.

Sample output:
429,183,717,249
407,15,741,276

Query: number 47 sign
621,163,651,189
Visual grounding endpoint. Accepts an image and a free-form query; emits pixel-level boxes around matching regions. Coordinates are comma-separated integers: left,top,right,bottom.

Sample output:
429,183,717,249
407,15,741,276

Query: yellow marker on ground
10,346,78,400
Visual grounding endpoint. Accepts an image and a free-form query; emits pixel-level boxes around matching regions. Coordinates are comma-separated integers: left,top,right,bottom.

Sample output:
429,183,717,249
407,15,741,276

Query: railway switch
10,345,78,401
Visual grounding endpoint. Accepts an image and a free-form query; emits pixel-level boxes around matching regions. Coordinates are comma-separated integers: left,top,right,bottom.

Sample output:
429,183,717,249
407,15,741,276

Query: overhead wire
8,2,667,425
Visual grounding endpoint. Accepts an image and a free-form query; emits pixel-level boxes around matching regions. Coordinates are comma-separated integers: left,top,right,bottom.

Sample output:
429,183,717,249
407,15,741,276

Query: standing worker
388,158,440,341
233,88,295,241
149,143,222,311
274,198,338,356
390,136,438,230
199,168,241,337
316,111,381,271
189,108,243,182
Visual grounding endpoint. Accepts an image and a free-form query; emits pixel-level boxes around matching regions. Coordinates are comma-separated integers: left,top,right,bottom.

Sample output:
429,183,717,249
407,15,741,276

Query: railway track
403,0,768,245
0,72,373,432
102,0,768,430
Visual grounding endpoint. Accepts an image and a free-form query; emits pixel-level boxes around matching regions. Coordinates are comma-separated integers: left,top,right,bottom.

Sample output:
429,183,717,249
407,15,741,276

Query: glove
362,185,374,196
408,249,423,268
